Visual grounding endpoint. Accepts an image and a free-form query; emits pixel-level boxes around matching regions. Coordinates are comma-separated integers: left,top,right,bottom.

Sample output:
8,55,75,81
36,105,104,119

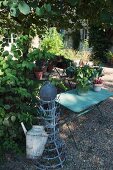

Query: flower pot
77,89,89,96
93,84,102,92
47,64,54,72
35,71,43,80
76,87,89,96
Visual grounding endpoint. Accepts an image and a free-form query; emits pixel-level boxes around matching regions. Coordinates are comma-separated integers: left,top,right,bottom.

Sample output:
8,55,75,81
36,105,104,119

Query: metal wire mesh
37,99,65,169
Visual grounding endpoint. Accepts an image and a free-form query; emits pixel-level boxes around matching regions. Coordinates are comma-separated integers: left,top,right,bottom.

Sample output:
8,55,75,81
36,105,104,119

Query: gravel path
0,67,113,170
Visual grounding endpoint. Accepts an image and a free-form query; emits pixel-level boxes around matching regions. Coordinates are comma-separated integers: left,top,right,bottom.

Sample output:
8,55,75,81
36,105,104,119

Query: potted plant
29,48,52,79
76,76,91,95
93,78,103,92
66,65,75,78
75,65,94,95
34,60,44,80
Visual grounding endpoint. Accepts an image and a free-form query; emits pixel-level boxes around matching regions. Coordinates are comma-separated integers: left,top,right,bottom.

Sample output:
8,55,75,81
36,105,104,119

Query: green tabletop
57,89,113,113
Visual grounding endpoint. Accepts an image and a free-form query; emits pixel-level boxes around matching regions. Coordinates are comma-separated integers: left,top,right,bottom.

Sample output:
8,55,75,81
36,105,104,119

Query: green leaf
3,63,8,69
11,116,16,122
70,0,79,6
0,2,2,7
3,0,8,6
45,3,51,12
0,70,4,76
2,51,9,56
4,105,11,110
36,7,44,16
18,1,30,15
10,7,17,17
36,7,41,16
3,118,10,127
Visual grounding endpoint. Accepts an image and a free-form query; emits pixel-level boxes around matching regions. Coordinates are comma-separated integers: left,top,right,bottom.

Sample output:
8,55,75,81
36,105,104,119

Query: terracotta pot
35,71,43,80
47,64,54,72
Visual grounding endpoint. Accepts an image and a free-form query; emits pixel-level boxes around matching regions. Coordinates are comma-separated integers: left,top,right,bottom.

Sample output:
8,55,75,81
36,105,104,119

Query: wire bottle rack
37,99,65,169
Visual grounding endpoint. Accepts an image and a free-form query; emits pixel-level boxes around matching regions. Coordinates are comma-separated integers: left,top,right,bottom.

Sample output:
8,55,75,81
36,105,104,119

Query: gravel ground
0,67,113,170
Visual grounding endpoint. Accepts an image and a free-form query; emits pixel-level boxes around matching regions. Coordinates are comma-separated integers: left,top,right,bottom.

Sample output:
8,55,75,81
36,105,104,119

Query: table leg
66,122,79,150
96,104,103,116
96,102,108,125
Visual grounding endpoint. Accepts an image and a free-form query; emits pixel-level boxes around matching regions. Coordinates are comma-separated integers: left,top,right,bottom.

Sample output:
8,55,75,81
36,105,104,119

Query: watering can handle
21,122,27,135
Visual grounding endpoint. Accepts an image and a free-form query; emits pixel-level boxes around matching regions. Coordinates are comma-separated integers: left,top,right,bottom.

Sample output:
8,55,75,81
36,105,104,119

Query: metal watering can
21,122,48,159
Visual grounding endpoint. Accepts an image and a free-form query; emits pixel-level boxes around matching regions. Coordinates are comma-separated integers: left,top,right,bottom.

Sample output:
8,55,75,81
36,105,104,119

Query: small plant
75,65,94,94
93,77,103,92
93,78,103,84
28,48,54,72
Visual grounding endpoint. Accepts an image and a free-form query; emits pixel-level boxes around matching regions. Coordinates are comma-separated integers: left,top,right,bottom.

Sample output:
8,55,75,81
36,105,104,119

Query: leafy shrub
0,35,38,156
40,27,64,55
89,26,112,62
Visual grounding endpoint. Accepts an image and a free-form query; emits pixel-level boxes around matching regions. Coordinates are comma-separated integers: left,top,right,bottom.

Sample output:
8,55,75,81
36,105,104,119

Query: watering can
21,122,48,159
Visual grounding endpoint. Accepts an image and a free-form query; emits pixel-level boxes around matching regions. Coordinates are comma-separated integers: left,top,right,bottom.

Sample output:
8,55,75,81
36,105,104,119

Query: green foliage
75,65,95,91
0,35,38,155
36,4,51,16
61,40,92,62
104,51,113,65
1,0,113,36
41,27,64,55
49,78,69,92
28,48,55,71
66,65,76,78
18,1,30,15
36,7,45,16
75,65,103,93
89,26,112,62
61,49,77,60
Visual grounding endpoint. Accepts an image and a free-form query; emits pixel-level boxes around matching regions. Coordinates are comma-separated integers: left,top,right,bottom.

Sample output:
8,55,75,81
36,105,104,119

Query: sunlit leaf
18,1,30,15
10,7,17,17
3,0,8,6
11,116,16,122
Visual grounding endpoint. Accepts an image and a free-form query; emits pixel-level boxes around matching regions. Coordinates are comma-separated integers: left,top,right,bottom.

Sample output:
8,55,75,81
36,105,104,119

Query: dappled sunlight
60,121,79,140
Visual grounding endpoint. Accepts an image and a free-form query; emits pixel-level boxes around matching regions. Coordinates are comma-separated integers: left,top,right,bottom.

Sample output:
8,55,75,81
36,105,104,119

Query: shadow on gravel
1,98,113,170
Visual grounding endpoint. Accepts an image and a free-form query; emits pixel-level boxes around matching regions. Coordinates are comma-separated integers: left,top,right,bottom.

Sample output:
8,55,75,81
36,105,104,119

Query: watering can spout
21,122,27,135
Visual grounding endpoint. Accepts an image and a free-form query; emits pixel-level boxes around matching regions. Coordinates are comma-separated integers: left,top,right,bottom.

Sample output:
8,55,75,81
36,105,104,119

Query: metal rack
37,99,65,169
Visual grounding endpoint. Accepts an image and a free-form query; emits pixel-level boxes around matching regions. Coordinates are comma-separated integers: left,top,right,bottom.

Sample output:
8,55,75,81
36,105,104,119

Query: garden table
57,88,113,117
56,88,113,149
